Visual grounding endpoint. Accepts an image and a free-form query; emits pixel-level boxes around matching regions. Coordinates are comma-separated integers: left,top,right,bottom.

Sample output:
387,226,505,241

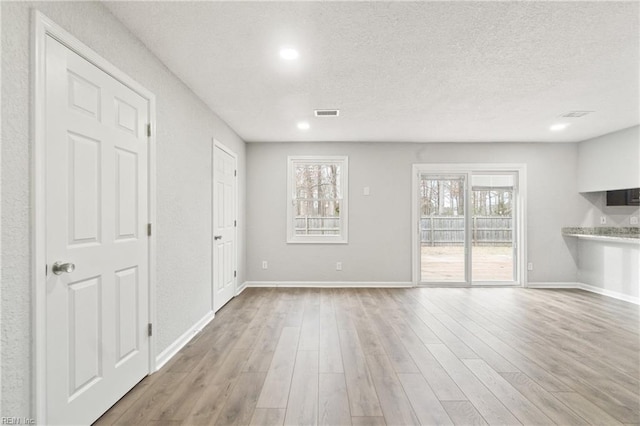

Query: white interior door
213,142,237,312
44,35,150,425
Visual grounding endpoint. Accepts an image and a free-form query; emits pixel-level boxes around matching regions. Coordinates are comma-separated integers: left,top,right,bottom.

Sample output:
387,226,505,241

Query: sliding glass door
471,173,516,283
419,175,467,282
415,166,521,285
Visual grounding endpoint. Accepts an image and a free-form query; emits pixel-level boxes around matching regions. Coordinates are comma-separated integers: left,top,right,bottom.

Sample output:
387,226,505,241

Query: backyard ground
421,245,513,282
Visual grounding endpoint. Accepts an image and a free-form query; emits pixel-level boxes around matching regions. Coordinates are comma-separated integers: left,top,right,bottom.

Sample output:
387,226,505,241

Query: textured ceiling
104,1,639,143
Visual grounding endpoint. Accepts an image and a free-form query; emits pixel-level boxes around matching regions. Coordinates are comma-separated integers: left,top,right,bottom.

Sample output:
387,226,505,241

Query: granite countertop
562,227,640,243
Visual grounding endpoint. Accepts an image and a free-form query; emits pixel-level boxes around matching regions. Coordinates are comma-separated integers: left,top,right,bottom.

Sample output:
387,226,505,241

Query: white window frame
287,155,349,244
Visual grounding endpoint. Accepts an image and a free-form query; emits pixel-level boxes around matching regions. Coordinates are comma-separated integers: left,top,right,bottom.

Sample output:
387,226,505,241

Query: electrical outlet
527,262,534,271
336,262,342,271
631,216,639,225
600,216,607,225
363,186,370,196
262,261,268,270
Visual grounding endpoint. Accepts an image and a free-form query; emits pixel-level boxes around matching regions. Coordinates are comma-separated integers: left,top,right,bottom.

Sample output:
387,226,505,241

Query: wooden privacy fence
421,216,512,246
295,216,340,235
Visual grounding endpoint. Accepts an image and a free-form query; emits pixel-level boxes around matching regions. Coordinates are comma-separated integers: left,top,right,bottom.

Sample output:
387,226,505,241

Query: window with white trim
287,156,348,243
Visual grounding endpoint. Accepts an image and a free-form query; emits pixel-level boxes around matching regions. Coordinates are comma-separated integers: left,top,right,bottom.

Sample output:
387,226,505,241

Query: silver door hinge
147,123,152,137
147,223,152,236
234,170,237,177
234,220,237,227
234,270,237,278
45,264,48,276
148,323,153,337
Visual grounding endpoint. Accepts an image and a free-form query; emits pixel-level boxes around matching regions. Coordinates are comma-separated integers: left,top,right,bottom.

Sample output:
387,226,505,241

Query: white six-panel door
213,142,237,312
44,35,150,425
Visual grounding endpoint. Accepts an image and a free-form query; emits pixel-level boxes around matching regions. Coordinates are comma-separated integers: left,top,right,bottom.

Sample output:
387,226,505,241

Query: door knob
52,262,75,275
214,235,222,240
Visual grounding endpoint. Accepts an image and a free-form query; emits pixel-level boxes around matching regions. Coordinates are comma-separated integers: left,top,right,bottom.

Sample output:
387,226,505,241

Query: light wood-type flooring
95,287,640,425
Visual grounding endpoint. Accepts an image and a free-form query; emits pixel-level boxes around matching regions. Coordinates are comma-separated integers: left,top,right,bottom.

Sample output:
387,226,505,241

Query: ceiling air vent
560,111,593,118
314,109,340,117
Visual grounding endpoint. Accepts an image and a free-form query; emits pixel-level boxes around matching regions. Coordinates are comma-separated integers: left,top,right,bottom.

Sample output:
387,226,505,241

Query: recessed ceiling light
550,123,570,132
279,47,299,60
297,121,310,130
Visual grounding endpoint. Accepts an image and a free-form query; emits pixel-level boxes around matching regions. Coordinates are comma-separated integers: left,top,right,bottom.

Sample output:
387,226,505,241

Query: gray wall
577,125,640,192
575,184,639,299
577,240,639,300
575,128,639,298
580,191,639,228
1,2,246,416
247,142,587,284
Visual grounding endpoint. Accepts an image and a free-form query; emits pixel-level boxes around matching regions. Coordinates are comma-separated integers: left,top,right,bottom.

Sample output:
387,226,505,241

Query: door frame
212,139,239,311
32,11,157,422
411,163,527,287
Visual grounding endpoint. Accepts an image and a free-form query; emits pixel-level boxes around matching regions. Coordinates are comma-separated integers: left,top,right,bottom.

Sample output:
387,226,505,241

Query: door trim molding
32,11,157,422
212,139,239,312
411,163,527,287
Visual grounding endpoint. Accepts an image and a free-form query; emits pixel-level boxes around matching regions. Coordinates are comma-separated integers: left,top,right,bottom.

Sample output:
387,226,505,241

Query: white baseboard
236,281,247,296
245,281,413,288
578,282,639,305
526,282,580,289
155,310,215,371
526,281,639,305
244,281,639,304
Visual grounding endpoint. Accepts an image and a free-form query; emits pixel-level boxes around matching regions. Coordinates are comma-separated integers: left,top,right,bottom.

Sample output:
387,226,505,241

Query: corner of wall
577,282,639,305
155,310,215,371
525,281,639,305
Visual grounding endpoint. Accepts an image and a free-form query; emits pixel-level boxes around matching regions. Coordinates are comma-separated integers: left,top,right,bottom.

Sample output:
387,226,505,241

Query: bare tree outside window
472,190,512,217
287,156,348,243
420,178,465,216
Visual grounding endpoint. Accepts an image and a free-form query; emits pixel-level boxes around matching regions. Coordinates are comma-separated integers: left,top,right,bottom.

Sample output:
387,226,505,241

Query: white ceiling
104,1,639,143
